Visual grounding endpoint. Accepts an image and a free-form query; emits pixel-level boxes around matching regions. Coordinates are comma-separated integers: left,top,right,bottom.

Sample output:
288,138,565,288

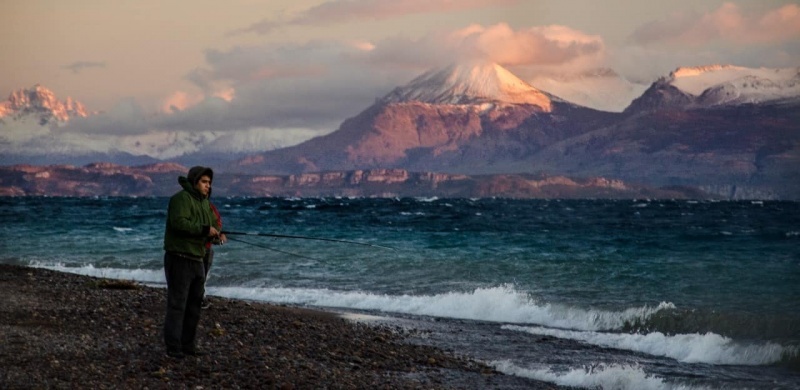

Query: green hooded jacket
163,174,218,260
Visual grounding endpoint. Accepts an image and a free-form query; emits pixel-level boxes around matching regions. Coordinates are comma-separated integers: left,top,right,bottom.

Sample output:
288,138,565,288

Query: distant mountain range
1,63,798,199
232,62,800,199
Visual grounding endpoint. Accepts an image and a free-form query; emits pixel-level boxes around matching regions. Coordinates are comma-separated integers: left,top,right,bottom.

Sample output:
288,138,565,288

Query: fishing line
222,230,397,250
225,236,322,261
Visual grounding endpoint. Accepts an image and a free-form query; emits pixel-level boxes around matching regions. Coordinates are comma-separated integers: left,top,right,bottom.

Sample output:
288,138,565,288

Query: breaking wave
503,325,797,366
30,263,165,284
491,361,712,390
210,283,673,331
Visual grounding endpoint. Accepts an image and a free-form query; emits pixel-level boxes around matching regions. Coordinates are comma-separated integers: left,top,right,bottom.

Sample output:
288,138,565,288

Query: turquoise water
2,197,799,389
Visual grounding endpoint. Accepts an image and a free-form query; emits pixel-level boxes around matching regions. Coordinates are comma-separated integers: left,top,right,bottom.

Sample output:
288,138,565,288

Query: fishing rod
221,230,397,250
225,236,322,261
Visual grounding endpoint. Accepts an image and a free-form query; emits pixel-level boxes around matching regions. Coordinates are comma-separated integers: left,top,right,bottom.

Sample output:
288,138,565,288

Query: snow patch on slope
669,65,800,105
0,117,310,161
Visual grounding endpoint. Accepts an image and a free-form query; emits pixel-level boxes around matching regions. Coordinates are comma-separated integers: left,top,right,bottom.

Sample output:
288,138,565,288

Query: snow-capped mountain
528,68,649,113
0,85,302,165
670,65,800,104
231,61,618,174
381,61,553,110
626,65,800,113
0,85,88,124
0,87,162,164
4,62,799,199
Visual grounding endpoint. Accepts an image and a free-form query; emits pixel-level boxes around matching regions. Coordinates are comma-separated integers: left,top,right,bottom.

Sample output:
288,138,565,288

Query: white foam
503,325,794,365
491,361,710,390
414,196,439,202
209,284,672,331
112,227,134,232
339,313,393,322
32,263,165,284
399,211,426,216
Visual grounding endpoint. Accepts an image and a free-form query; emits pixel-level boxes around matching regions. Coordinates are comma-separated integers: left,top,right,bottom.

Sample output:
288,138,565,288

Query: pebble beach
0,264,559,389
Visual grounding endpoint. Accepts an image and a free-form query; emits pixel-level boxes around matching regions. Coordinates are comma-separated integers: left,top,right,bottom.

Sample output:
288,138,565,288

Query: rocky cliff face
0,163,183,197
0,163,709,199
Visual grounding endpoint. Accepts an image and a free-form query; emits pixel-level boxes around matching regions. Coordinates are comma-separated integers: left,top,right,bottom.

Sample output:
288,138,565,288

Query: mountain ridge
626,65,800,113
2,62,799,199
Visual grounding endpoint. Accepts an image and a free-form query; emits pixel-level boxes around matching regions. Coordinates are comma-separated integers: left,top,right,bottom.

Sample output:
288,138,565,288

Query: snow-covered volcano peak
382,62,552,110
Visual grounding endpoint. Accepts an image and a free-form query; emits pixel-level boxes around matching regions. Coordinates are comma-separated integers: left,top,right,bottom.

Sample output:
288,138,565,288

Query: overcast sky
2,0,799,139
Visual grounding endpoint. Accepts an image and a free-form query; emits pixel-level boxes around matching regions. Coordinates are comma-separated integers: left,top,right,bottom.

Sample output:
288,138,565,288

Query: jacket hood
187,166,213,185
178,176,204,199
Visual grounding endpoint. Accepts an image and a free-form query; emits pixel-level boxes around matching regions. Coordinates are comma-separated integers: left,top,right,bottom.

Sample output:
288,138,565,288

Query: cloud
60,40,399,138
62,98,149,135
186,43,333,93
230,0,518,35
189,23,606,130
62,61,107,74
168,40,403,134
163,91,203,113
363,23,606,76
63,21,609,142
631,3,800,47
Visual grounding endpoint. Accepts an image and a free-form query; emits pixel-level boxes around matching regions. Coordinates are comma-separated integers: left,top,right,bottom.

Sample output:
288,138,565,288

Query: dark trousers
163,252,205,352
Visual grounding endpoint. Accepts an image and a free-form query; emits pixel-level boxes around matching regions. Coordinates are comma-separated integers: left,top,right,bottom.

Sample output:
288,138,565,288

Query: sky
2,0,799,145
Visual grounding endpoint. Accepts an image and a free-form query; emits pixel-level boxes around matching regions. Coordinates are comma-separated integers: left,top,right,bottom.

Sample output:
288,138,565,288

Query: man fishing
162,166,221,359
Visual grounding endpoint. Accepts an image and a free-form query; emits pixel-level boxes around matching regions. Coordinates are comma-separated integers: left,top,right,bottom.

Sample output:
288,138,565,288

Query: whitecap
491,361,708,390
31,262,165,284
415,196,439,202
502,325,794,366
208,284,673,331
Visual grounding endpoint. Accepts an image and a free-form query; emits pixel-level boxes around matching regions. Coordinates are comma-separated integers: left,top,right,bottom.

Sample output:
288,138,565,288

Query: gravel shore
0,264,559,389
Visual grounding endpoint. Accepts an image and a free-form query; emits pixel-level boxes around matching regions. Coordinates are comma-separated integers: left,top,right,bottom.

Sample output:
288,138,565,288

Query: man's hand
209,226,220,237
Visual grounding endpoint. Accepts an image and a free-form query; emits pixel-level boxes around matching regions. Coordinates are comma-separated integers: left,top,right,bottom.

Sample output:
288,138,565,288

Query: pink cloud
162,89,235,113
632,3,800,46
181,23,607,132
162,91,202,113
364,23,605,69
231,0,518,35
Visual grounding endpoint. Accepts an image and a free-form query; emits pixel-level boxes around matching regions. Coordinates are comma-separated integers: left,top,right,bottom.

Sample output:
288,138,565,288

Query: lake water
2,196,798,389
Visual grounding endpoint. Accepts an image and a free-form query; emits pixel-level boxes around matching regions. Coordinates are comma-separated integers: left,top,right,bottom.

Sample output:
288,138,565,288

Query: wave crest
212,283,673,331
503,325,798,366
